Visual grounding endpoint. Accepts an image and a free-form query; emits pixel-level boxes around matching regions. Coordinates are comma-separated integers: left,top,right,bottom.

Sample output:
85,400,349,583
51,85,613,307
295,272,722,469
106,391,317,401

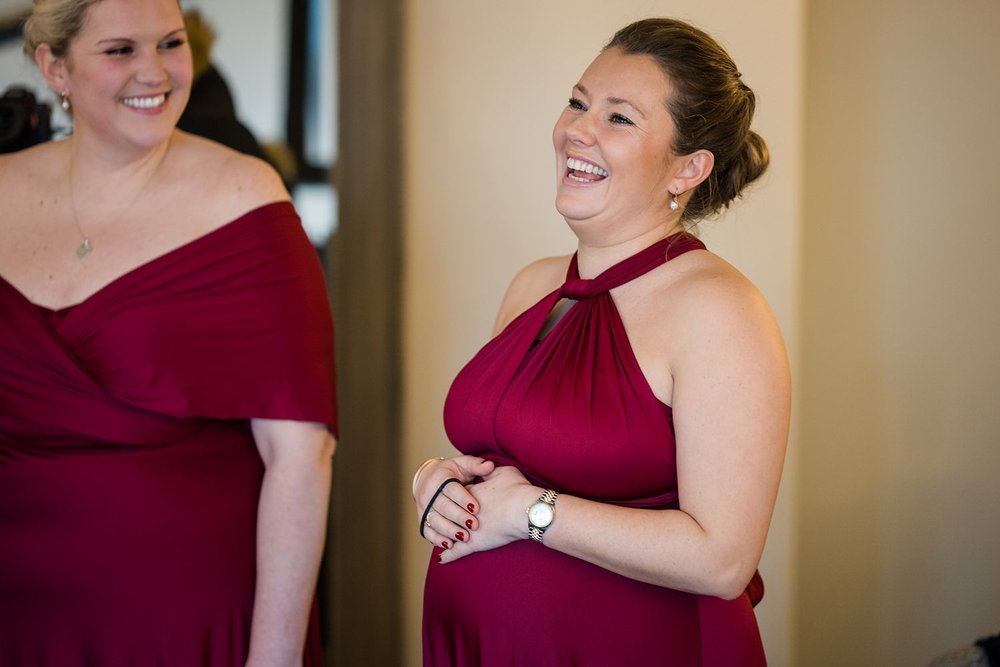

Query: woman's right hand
413,455,494,550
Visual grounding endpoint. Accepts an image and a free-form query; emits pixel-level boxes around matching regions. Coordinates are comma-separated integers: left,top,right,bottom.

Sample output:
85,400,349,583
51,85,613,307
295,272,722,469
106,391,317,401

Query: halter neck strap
560,233,705,300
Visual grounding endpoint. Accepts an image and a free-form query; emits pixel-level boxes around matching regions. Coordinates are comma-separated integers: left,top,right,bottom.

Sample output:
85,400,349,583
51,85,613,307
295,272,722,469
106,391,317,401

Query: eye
610,113,634,126
161,37,187,50
568,97,587,111
104,45,133,56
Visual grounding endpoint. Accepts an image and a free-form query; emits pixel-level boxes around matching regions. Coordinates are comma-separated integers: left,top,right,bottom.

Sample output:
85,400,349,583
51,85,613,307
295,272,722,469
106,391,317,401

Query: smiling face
41,0,191,152
553,48,685,240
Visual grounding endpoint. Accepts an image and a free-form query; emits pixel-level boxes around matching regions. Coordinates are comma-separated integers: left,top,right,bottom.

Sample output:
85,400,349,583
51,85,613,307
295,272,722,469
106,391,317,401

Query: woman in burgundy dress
0,0,336,664
413,18,790,666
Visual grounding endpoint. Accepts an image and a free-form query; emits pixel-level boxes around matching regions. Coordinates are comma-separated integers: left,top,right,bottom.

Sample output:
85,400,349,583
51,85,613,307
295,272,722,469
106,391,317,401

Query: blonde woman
0,1,336,664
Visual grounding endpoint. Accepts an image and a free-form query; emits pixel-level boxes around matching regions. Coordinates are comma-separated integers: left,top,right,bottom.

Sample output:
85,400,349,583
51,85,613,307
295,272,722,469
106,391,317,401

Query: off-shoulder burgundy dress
0,202,336,666
424,234,766,666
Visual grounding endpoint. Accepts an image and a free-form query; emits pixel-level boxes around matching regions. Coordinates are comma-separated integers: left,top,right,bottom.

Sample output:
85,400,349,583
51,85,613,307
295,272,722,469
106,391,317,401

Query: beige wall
798,0,1000,664
401,2,804,665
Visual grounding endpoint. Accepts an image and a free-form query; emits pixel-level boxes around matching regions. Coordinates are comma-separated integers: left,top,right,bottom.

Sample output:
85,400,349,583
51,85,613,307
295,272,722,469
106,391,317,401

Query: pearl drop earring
669,192,680,211
60,92,71,112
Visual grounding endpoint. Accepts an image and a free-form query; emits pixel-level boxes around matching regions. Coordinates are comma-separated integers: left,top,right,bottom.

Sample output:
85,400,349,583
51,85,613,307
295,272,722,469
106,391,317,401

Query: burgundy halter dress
423,233,766,666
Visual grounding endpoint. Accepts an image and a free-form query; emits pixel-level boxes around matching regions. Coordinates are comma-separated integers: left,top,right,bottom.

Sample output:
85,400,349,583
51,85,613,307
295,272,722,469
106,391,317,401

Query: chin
124,127,177,152
555,195,598,223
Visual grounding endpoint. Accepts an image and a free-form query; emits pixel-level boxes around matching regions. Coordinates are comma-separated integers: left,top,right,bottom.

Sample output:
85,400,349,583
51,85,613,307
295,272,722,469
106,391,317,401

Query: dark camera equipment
0,86,53,153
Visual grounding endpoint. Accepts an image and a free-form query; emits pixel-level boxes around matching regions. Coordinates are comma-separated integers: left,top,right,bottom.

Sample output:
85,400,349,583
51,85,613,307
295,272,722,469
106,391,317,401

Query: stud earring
669,191,680,211
60,92,71,112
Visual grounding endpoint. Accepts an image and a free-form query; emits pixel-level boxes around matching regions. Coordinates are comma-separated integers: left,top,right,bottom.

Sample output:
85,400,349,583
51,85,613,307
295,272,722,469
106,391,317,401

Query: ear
35,43,69,96
670,149,715,197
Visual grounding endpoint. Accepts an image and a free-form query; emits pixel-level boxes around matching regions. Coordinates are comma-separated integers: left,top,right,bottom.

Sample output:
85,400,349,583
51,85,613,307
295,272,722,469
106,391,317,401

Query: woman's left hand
438,466,538,564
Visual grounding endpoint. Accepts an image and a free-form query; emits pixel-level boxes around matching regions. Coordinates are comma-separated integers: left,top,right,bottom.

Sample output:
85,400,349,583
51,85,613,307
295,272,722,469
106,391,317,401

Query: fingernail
436,554,443,564
441,540,450,549
467,503,476,513
455,532,465,542
465,519,474,529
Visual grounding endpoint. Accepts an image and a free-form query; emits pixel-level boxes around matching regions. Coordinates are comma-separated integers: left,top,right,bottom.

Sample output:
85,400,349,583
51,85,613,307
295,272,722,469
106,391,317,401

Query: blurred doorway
181,1,403,664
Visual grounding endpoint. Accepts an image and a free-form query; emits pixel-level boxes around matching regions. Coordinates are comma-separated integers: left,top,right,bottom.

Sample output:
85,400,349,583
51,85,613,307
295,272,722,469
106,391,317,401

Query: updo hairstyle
605,18,769,221
22,0,101,59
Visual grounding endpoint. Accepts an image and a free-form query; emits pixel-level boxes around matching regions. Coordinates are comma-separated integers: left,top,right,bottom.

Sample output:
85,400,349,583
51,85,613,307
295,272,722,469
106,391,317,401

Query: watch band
527,489,559,543
539,488,558,506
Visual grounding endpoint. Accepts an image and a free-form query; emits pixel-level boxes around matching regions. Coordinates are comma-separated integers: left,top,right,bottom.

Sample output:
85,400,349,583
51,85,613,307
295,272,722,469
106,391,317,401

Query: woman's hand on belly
415,455,495,550
438,466,539,564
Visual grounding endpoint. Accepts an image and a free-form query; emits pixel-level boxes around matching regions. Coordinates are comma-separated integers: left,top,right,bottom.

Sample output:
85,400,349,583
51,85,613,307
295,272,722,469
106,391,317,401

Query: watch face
528,502,554,528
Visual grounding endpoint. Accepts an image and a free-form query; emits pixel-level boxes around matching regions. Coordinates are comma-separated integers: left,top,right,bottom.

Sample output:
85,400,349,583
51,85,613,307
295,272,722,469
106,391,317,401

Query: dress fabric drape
423,233,766,666
0,202,336,667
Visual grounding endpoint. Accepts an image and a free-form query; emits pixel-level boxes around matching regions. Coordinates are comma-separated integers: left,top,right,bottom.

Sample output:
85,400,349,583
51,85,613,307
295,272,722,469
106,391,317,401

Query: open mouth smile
122,93,167,110
566,157,609,183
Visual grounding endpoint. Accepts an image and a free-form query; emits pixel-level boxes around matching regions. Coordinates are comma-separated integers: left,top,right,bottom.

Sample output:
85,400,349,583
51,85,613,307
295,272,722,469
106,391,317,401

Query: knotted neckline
560,232,705,300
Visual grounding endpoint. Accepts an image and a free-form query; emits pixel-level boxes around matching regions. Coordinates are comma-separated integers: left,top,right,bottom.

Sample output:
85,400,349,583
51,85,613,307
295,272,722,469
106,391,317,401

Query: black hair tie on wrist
419,477,461,538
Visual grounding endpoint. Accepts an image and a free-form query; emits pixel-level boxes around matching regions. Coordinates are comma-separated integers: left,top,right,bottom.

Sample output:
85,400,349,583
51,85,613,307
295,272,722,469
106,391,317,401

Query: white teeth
566,157,608,177
122,94,166,109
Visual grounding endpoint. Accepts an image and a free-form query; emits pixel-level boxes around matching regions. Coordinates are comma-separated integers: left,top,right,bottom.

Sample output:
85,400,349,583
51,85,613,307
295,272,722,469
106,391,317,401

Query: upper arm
251,418,336,467
669,270,790,571
491,255,570,337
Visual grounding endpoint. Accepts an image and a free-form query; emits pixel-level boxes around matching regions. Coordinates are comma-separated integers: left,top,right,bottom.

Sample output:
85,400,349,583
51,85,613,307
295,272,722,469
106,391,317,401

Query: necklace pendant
76,238,92,259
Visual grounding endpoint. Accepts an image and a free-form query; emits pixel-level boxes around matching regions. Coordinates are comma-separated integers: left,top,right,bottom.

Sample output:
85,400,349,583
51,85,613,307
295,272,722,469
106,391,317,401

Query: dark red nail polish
441,540,450,549
465,519,474,529
467,503,476,513
455,532,465,542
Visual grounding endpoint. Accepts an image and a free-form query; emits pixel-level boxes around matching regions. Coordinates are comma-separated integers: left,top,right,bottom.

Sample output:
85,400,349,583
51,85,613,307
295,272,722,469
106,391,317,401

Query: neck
67,131,174,188
64,133,173,256
573,219,684,279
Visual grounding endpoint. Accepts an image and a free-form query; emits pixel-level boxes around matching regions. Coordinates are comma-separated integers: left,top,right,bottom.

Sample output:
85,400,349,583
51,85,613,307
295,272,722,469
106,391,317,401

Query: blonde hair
23,0,184,60
22,0,101,58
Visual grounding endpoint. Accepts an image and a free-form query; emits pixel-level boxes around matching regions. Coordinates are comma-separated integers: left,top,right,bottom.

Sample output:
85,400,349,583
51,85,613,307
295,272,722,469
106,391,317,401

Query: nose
135,49,168,86
564,110,596,146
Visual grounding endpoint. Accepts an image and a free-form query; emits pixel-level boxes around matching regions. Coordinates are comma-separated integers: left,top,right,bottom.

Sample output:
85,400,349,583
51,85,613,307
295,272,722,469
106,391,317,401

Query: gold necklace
66,158,158,260
67,170,93,259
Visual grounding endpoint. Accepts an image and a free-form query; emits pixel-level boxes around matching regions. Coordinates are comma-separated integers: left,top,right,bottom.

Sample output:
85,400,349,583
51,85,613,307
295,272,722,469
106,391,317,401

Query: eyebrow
95,27,186,45
574,83,648,120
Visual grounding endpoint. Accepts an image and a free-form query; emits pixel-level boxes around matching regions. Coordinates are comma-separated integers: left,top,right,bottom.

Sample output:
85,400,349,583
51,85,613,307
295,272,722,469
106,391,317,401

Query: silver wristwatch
526,489,559,543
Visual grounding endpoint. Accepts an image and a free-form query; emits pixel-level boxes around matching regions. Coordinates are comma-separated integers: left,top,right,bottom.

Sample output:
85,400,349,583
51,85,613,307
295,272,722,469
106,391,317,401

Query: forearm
246,434,334,666
442,468,766,598
540,492,760,599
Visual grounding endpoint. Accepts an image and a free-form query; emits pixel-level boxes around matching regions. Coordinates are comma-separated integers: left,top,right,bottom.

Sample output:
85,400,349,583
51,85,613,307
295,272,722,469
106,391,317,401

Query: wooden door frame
323,0,403,664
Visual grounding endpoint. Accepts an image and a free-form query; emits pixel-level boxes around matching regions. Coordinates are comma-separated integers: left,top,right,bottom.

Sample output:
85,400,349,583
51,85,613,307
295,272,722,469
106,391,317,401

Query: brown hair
605,18,769,221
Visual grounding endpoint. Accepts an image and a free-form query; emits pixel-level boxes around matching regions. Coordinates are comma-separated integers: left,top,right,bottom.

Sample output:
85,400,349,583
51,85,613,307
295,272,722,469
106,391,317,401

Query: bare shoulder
168,131,289,222
0,140,67,221
669,250,765,309
492,254,572,335
0,140,63,189
659,250,787,374
620,247,788,407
